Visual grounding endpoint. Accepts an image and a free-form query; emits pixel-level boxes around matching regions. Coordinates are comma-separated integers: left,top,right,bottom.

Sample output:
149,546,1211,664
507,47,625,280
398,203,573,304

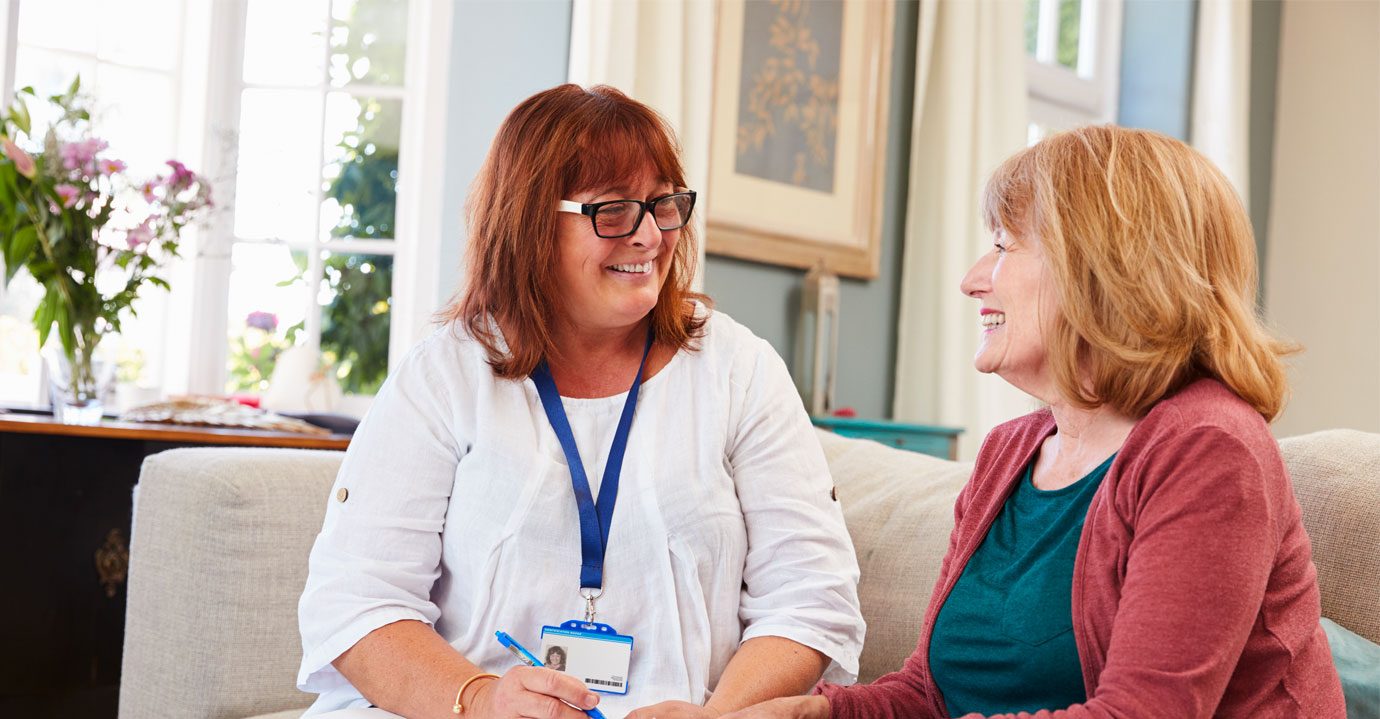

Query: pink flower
164,159,198,192
125,218,155,250
3,137,36,179
99,158,126,175
59,137,109,174
139,180,158,202
55,183,80,208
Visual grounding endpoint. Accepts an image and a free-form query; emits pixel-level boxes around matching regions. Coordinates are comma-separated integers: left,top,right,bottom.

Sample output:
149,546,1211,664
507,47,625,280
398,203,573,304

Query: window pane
1057,0,1080,69
89,66,177,177
319,252,391,395
1025,0,1039,56
321,94,401,240
97,0,182,71
15,0,100,55
243,0,329,87
234,89,324,243
0,274,45,406
329,0,410,88
225,243,311,393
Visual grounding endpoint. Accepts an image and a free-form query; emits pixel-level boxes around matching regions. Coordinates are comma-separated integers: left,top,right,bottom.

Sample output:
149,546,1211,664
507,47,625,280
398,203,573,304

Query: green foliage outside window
319,97,398,396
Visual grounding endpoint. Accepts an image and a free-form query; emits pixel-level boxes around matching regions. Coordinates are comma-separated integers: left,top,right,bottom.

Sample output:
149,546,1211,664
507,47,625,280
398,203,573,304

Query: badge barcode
586,678,625,688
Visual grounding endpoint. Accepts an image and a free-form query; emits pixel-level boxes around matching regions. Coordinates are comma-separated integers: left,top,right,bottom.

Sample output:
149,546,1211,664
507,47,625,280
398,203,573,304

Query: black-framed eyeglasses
557,190,697,239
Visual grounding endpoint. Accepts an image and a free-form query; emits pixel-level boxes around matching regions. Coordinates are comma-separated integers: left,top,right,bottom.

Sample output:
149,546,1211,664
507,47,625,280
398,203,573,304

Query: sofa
118,429,1380,718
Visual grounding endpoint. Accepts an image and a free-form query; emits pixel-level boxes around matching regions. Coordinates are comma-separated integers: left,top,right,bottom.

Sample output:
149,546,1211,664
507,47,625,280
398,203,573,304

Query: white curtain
892,0,1034,459
567,0,715,288
1191,0,1252,203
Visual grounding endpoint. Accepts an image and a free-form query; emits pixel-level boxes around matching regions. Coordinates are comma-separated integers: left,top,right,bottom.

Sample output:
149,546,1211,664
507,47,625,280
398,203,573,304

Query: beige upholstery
816,430,972,683
119,429,1380,718
120,448,342,719
1279,430,1380,644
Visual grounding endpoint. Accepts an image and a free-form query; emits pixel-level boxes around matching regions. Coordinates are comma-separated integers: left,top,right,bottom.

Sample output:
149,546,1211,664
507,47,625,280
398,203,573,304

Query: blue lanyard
530,328,654,592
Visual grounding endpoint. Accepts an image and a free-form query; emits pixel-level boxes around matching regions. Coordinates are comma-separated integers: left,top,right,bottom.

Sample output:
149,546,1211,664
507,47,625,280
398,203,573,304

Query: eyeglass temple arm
557,200,586,214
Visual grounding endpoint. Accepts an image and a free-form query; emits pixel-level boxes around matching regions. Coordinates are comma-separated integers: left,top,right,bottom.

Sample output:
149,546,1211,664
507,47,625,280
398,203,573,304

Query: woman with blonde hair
726,126,1345,718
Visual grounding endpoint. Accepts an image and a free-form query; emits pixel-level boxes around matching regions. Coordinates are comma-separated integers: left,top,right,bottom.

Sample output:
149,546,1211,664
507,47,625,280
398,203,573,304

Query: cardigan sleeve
960,427,1279,719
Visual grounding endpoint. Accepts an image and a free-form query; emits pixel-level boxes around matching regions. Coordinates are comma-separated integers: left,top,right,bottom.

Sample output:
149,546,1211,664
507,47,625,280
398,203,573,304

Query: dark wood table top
0,410,352,450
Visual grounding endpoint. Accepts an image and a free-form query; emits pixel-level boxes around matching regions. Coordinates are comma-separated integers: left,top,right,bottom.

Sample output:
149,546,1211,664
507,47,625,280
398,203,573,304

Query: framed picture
706,0,894,279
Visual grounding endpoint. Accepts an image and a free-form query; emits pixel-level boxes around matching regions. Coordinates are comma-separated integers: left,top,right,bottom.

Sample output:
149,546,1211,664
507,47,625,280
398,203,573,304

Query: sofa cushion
1279,429,1380,645
817,429,974,683
120,447,343,719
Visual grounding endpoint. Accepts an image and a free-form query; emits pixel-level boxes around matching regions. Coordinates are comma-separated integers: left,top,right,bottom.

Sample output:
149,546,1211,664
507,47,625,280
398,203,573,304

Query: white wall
1264,0,1380,436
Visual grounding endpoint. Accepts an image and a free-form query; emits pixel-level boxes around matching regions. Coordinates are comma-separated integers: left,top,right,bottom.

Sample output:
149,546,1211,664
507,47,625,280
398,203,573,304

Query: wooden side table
812,416,963,460
0,409,349,718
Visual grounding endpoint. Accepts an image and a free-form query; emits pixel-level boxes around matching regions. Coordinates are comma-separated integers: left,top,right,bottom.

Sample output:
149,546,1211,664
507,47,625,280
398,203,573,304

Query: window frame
1026,0,1124,133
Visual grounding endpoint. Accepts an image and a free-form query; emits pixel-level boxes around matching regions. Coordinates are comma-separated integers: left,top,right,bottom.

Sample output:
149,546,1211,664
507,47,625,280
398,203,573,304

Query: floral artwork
707,0,893,278
734,0,843,192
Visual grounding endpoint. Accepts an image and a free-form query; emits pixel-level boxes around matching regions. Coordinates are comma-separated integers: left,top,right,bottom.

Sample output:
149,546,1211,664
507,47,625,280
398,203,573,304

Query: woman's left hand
626,701,723,719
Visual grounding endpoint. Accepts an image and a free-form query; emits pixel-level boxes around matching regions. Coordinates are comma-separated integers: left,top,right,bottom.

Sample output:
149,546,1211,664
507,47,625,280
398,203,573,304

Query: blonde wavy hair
980,125,1296,420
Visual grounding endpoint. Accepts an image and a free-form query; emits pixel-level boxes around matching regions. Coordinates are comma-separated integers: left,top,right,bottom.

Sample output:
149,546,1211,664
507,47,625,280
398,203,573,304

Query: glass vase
45,342,116,425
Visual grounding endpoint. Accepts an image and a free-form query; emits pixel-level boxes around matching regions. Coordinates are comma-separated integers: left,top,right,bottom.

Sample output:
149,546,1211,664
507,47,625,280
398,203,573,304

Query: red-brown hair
442,84,708,378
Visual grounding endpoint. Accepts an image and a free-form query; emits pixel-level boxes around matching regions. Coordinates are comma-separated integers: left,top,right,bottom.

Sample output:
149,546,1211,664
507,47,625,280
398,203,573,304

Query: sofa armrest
119,447,342,719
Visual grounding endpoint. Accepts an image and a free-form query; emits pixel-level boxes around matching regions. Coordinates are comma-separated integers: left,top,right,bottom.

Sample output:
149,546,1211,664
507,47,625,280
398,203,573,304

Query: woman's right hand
468,666,602,719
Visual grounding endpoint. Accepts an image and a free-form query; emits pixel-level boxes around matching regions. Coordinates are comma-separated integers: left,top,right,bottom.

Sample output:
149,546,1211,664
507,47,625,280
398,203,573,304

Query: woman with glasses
296,84,864,719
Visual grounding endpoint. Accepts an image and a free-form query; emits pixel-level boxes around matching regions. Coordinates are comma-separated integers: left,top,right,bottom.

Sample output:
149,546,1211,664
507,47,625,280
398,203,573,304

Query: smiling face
554,168,680,335
959,226,1061,395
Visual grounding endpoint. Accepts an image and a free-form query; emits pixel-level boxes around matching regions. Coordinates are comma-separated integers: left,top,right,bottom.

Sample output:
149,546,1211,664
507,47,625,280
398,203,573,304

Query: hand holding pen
486,631,607,719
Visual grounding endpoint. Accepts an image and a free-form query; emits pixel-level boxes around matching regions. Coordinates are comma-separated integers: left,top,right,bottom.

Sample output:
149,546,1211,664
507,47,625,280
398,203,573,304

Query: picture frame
706,0,894,279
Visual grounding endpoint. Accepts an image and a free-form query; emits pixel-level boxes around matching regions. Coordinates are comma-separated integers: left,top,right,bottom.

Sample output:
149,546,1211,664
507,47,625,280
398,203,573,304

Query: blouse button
336,487,349,503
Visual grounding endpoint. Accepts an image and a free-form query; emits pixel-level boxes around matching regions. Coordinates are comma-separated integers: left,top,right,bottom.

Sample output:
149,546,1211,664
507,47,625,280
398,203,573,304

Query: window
221,0,409,401
1024,0,1123,142
0,0,447,415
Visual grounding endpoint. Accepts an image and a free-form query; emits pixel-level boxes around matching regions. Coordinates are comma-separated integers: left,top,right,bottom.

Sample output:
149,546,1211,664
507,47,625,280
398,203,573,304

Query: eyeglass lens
594,194,693,238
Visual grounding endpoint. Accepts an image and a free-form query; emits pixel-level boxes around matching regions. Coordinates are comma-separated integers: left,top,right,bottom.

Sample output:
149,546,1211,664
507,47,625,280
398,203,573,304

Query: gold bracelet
452,672,500,715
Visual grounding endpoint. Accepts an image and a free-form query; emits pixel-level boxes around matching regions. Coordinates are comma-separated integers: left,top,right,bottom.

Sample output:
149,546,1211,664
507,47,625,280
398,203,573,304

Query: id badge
539,620,634,695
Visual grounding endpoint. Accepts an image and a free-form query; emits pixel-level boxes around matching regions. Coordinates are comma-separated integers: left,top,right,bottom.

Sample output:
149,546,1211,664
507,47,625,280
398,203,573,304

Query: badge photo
540,621,634,695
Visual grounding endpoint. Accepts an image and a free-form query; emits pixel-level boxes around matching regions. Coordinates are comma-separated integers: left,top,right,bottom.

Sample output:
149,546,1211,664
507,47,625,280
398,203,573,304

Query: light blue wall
1117,0,1197,140
435,0,573,309
704,0,919,420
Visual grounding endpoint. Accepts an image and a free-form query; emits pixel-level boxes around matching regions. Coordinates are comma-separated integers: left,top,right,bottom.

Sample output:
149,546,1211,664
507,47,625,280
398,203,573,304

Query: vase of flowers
0,77,212,423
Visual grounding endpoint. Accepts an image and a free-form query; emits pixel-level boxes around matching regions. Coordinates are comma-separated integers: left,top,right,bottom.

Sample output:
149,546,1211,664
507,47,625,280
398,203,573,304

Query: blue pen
495,631,607,719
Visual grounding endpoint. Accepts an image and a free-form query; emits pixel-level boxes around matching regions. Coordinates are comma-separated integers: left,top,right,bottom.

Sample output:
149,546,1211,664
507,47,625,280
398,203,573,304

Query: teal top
928,453,1115,717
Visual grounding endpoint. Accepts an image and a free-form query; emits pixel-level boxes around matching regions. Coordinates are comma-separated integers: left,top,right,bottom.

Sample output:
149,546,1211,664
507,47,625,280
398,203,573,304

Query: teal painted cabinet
812,416,963,460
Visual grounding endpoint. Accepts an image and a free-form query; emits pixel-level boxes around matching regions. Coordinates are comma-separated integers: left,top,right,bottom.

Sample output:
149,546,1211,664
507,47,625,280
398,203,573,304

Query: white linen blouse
297,308,865,718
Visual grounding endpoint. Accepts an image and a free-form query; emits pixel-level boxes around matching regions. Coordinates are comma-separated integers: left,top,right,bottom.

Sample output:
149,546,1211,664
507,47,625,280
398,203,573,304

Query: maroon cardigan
820,379,1345,718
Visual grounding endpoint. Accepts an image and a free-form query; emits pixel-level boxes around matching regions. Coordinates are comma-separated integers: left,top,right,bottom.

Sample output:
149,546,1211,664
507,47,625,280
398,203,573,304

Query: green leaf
55,296,74,357
18,86,33,96
68,75,81,96
34,285,57,349
12,96,31,137
3,225,37,286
